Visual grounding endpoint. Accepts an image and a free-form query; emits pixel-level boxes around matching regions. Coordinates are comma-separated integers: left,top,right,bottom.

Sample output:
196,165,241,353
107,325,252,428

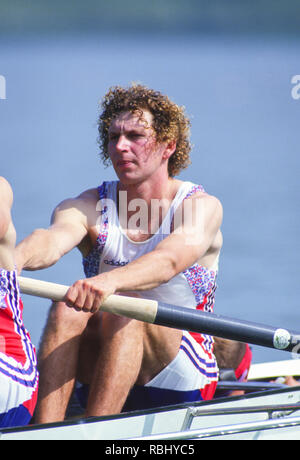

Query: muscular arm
111,194,222,291
66,193,223,312
15,192,93,273
0,177,13,240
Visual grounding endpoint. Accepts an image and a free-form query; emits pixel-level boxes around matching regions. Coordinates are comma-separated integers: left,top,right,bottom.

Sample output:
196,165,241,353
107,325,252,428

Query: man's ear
163,139,176,160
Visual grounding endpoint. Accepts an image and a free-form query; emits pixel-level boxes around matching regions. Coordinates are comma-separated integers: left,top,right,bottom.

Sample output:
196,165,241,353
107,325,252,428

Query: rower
213,338,253,397
16,84,223,422
0,177,39,428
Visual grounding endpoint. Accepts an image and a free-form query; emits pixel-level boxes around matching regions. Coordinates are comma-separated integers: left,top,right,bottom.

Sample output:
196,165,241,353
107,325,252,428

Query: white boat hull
1,385,300,440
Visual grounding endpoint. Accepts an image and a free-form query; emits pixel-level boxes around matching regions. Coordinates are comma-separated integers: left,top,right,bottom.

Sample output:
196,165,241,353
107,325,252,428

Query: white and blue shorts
76,331,218,412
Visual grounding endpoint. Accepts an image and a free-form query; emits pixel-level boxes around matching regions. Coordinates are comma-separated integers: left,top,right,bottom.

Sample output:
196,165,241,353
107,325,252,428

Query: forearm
15,228,62,272
65,248,179,313
107,249,177,293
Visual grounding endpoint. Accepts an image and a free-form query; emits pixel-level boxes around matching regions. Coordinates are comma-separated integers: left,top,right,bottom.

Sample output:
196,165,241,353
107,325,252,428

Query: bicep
49,200,89,256
173,193,223,246
155,194,223,272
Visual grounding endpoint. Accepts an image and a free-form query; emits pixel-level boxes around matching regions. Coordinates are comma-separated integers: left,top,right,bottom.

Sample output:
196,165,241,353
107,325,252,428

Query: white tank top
83,181,219,312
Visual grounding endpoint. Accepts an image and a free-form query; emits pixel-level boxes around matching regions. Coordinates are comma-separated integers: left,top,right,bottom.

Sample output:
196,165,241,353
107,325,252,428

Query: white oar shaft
18,276,158,324
19,276,69,302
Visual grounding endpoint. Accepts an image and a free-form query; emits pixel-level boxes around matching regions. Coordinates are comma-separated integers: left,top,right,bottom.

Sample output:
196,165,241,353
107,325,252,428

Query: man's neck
118,175,178,204
116,176,182,238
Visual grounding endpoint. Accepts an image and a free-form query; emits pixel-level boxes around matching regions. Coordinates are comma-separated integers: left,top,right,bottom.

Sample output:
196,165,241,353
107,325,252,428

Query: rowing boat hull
1,385,300,440
11,277,300,440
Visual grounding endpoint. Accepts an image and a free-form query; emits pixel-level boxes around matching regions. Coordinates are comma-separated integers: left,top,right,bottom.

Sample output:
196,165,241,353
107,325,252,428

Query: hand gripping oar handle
18,276,300,354
18,276,158,323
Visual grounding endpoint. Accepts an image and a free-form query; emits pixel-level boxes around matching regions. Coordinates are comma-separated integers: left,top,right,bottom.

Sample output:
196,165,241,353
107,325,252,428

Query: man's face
108,110,167,184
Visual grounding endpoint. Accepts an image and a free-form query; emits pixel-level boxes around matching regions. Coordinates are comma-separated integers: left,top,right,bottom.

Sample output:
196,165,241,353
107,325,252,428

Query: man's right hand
65,273,117,314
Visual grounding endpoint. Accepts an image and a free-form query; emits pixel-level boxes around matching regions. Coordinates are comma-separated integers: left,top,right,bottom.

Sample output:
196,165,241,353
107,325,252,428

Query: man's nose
116,134,129,151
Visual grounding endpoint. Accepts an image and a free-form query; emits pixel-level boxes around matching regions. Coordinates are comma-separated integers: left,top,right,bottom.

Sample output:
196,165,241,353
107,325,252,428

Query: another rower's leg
34,301,92,424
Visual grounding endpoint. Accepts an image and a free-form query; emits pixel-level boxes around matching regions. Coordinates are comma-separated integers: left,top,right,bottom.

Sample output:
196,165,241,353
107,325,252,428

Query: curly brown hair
97,84,192,177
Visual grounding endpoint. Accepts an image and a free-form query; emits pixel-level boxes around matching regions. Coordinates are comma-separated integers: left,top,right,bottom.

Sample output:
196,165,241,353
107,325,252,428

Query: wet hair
97,84,192,177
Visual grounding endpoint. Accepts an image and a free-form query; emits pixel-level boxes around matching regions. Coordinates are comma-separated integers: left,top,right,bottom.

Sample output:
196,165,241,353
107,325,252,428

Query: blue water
1,34,299,364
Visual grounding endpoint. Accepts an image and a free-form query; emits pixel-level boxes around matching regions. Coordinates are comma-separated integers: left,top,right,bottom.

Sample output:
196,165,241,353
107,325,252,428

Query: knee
101,312,143,341
47,301,91,337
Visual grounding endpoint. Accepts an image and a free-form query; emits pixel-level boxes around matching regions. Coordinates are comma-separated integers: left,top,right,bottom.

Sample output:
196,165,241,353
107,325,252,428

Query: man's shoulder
0,177,13,208
0,176,10,186
184,185,223,212
77,187,100,203
200,192,223,210
0,176,13,195
50,187,100,225
56,187,99,209
197,193,223,224
0,178,14,242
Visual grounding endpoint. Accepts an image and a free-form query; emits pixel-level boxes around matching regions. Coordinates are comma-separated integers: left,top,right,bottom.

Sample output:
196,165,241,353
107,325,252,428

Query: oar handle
18,276,158,323
19,276,69,302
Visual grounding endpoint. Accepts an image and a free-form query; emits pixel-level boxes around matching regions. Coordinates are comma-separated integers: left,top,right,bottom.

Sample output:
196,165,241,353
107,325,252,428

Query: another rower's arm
0,177,13,240
15,196,90,273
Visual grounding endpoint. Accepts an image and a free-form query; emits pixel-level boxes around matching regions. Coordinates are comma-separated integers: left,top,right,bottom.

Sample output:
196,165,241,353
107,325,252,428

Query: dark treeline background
1,0,300,37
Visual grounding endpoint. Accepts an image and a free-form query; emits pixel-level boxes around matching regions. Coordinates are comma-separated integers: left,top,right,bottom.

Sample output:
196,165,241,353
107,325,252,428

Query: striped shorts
0,269,39,428
76,331,219,412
